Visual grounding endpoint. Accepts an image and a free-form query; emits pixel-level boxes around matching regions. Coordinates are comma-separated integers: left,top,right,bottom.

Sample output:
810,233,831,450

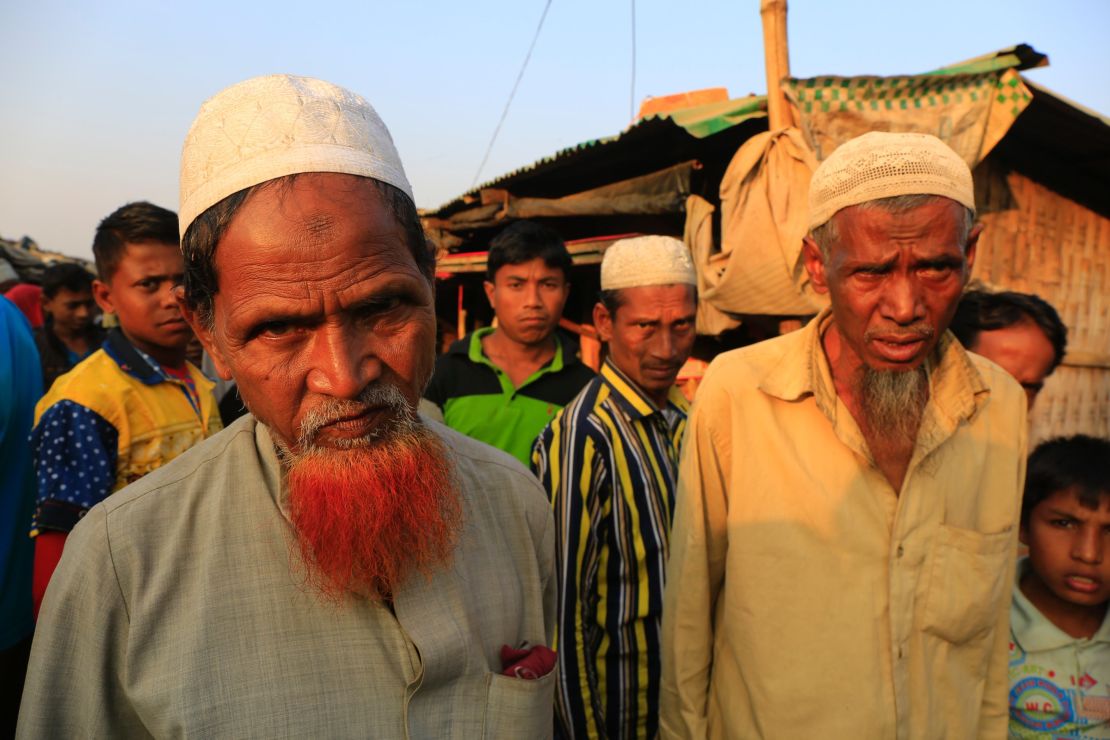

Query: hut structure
420,45,1109,443
963,82,1109,441
0,234,96,285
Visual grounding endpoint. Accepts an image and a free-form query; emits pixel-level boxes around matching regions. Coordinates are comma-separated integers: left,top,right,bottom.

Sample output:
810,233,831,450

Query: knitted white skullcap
601,235,696,291
808,131,974,231
179,74,413,239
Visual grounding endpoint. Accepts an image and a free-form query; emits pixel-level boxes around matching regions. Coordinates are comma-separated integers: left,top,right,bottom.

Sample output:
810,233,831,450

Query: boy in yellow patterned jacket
30,202,221,614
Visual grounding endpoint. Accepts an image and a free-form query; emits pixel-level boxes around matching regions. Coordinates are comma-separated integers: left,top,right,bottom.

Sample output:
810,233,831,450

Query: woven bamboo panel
972,165,1109,441
1029,366,1110,445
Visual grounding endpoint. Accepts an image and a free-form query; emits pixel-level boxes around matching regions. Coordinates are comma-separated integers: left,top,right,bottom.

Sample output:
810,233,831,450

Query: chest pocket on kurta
920,524,1012,644
483,669,555,739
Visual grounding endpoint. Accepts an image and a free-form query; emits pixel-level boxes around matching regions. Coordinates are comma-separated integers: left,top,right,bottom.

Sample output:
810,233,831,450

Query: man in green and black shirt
424,221,595,466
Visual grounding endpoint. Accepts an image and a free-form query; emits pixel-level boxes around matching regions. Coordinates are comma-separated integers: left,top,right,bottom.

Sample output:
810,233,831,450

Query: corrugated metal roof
426,44,1108,222
432,46,1047,213
430,95,768,214
923,43,1048,76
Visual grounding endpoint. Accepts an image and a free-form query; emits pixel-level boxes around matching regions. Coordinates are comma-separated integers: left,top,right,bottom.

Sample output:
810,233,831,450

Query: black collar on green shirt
446,328,586,368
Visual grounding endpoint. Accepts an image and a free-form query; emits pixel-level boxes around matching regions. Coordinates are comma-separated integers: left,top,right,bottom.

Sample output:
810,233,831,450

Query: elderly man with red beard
659,132,1029,739
18,75,556,739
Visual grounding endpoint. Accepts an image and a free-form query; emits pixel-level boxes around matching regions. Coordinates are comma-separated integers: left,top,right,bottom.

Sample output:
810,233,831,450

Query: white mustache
296,384,412,449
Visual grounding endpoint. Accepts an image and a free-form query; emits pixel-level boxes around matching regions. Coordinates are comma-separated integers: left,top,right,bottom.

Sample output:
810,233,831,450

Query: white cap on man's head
807,131,974,231
178,74,412,240
600,235,696,291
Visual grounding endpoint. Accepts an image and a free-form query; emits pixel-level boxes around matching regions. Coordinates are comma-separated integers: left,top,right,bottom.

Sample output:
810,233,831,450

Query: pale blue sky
2,0,1107,261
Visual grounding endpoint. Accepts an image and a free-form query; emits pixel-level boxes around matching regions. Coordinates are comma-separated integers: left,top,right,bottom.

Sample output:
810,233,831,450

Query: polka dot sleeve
30,400,119,535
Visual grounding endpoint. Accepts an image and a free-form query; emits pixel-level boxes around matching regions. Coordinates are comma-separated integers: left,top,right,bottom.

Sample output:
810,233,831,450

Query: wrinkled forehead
210,176,423,298
829,198,969,249
613,283,697,314
235,174,399,233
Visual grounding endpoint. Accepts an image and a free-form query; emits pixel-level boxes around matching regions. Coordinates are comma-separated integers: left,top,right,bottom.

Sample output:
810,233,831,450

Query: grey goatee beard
860,366,929,442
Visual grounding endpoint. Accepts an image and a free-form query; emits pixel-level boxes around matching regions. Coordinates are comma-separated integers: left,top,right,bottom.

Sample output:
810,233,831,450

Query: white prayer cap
600,235,696,291
179,74,413,239
807,131,974,231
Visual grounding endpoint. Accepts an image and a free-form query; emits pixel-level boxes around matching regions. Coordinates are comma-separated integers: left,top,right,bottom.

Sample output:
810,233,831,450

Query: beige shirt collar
759,307,988,414
757,307,991,467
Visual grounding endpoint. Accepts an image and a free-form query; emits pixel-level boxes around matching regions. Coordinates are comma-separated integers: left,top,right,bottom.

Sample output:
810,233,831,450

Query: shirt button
897,646,904,659
896,544,904,558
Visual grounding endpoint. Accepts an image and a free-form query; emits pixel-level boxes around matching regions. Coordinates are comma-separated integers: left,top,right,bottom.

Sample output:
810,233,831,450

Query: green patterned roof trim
784,72,1033,119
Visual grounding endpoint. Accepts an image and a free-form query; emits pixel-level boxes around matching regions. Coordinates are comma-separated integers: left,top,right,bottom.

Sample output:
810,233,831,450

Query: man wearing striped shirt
532,236,697,739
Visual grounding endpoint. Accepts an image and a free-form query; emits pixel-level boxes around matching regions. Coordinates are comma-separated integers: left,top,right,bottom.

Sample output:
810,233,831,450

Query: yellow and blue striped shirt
532,359,689,739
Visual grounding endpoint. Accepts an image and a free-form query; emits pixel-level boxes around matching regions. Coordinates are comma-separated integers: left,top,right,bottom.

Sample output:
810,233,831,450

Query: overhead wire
470,0,554,190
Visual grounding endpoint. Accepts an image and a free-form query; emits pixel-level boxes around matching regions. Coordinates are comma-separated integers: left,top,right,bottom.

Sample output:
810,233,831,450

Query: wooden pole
760,0,794,130
457,284,466,342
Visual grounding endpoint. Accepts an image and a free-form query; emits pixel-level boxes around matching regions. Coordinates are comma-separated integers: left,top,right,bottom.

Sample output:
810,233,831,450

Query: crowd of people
0,73,1106,739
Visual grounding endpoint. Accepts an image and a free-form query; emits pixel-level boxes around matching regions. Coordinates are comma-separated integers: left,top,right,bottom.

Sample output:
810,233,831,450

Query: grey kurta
18,415,556,739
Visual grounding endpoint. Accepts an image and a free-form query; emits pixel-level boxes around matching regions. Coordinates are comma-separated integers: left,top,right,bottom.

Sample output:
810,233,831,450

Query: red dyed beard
279,391,461,602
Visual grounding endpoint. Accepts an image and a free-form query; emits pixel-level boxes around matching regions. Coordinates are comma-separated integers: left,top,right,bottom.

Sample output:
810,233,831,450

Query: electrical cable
470,0,554,190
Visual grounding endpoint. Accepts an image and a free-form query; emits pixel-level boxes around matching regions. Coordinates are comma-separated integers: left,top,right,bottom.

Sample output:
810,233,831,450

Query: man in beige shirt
18,75,555,738
659,132,1028,739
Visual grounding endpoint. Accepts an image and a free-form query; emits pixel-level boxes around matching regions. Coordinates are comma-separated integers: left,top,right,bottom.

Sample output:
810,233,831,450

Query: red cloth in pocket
500,643,556,679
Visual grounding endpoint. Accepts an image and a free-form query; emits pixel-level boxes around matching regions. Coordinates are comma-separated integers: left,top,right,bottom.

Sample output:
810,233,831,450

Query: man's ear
92,279,114,315
1018,522,1028,547
175,286,233,381
801,237,829,295
39,293,56,318
593,301,613,343
962,222,984,282
483,280,496,309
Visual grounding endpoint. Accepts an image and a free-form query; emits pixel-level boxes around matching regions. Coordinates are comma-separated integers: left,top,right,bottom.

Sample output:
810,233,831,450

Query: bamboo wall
973,164,1110,443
